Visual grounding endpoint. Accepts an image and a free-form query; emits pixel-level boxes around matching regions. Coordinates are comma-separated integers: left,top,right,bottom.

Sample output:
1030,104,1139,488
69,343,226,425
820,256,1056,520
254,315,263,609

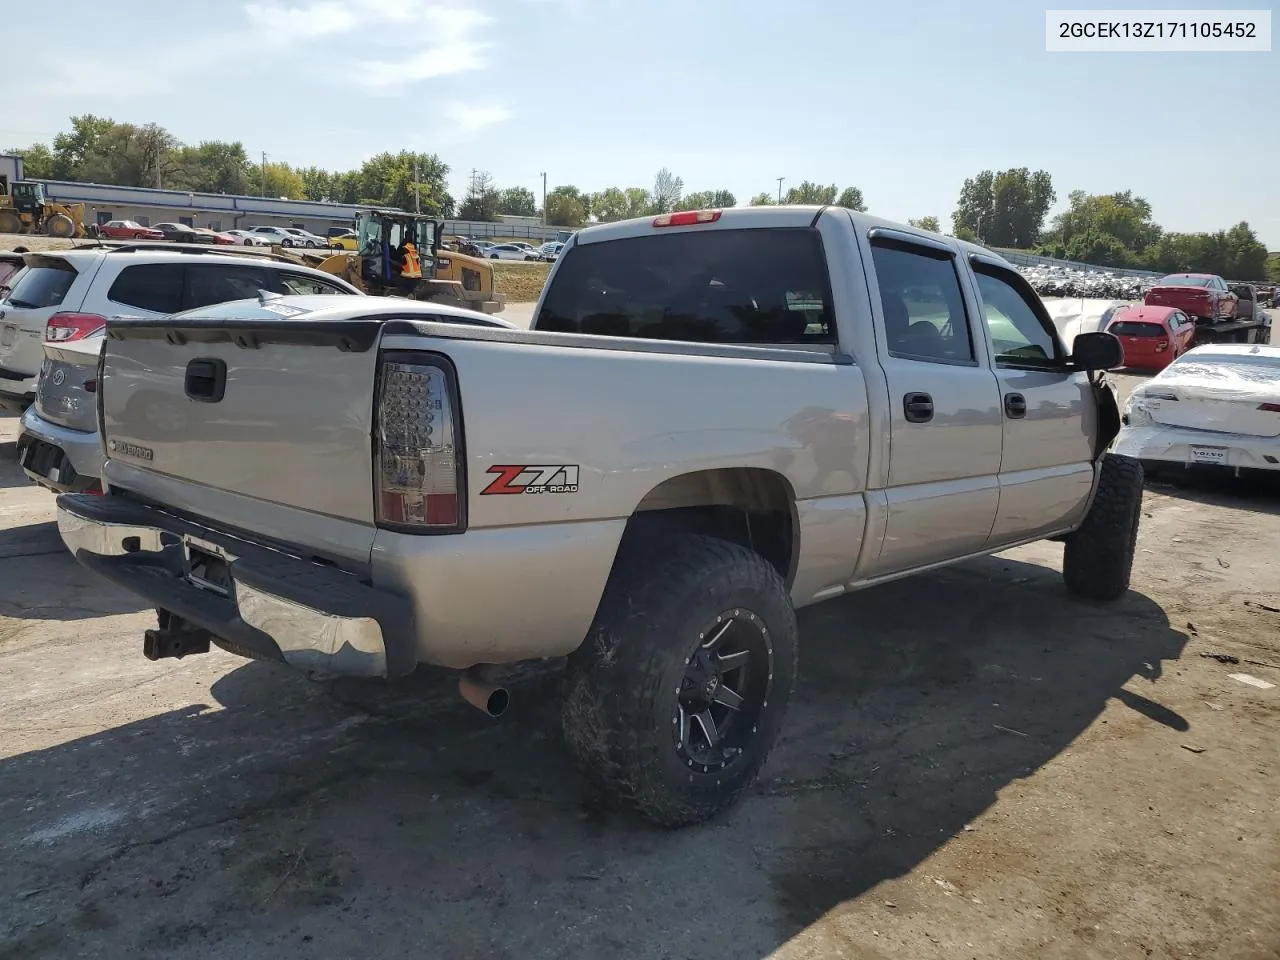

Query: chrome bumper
57,498,411,679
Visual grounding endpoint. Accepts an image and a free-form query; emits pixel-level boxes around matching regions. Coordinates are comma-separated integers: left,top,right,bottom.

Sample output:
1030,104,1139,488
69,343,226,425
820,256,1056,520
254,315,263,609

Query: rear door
968,256,1096,546
859,232,1003,576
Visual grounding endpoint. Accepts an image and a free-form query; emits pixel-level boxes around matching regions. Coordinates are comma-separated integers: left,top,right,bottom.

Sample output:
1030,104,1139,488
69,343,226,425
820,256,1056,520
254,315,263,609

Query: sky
4,0,1277,247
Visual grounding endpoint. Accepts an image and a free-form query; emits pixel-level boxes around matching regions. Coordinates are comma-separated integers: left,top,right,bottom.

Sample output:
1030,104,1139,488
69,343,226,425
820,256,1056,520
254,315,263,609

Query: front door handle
1004,392,1027,419
903,392,934,424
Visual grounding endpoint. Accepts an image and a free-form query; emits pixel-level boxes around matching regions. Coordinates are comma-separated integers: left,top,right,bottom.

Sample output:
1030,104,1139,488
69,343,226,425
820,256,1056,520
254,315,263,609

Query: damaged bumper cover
1113,423,1280,472
56,493,417,678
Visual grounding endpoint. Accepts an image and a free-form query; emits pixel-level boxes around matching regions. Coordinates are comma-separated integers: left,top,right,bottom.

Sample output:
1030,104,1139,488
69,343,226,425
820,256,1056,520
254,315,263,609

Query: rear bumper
56,493,417,679
18,406,103,492
1113,423,1280,472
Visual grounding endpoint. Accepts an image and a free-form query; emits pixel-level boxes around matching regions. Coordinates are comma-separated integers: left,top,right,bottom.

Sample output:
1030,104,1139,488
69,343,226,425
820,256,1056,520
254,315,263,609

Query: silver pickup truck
57,206,1142,826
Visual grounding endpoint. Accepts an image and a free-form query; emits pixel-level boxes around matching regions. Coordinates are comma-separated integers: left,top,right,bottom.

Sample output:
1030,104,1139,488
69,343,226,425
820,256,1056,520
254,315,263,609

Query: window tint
972,268,1061,366
8,262,78,309
535,227,836,344
869,241,973,362
274,272,348,296
185,264,269,309
107,263,185,314
1108,321,1165,338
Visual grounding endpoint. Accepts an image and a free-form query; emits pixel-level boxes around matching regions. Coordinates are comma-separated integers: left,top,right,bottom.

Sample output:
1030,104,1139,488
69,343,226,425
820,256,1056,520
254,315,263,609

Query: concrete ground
2,391,1280,959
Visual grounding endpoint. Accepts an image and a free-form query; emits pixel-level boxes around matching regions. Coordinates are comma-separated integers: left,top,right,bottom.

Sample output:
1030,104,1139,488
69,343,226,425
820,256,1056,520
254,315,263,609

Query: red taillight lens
375,354,464,532
46,312,107,342
1258,403,1280,413
653,209,722,228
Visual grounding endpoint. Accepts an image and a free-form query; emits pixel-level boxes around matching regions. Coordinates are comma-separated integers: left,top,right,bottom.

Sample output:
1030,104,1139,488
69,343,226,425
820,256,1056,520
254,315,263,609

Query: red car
96,219,165,240
211,232,237,246
1144,273,1237,322
1106,305,1197,370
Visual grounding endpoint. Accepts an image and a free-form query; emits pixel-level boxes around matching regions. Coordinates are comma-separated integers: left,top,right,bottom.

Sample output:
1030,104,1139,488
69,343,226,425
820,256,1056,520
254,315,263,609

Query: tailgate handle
185,358,226,403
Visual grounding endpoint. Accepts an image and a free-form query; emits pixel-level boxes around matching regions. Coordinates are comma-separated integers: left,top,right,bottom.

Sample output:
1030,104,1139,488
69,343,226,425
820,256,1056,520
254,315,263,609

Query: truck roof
570,204,1008,269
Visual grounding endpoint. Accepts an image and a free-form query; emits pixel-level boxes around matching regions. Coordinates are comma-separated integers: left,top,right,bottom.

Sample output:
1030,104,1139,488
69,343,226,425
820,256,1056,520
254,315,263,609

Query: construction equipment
281,210,505,314
0,182,87,238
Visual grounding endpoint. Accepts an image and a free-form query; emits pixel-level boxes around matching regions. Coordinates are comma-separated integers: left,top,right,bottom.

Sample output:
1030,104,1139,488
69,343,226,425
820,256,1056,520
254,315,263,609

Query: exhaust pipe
459,665,509,718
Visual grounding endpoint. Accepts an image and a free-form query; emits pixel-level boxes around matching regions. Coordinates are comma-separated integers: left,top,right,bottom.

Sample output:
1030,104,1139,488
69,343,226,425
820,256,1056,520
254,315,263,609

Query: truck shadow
1144,465,1280,516
0,555,1187,959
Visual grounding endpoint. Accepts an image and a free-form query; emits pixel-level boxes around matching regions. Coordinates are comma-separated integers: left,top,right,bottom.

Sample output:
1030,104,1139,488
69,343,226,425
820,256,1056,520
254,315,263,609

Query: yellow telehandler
0,182,87,238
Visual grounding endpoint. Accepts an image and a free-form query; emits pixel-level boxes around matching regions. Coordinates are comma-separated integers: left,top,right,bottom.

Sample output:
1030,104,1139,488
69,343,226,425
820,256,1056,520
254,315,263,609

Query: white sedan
224,230,272,247
485,243,539,261
1114,343,1280,475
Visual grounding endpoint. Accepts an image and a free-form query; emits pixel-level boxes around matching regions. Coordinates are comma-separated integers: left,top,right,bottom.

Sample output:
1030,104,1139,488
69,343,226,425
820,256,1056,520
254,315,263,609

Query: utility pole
776,177,785,204
540,171,547,225
261,152,268,197
413,158,421,213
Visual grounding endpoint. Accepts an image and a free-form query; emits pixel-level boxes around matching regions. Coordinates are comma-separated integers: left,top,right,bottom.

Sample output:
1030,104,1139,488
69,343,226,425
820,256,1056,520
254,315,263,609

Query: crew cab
1144,273,1237,322
56,206,1141,827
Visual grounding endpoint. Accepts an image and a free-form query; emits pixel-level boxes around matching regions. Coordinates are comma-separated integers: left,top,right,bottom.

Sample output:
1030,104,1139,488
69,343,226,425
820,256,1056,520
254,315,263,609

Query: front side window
274,272,349,296
870,240,974,363
536,226,836,344
107,263,185,314
185,264,269,309
973,267,1062,366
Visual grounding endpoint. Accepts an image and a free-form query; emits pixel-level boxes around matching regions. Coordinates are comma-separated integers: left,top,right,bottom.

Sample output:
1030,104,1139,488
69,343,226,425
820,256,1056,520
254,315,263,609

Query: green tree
51,114,116,179
651,167,683,213
675,189,736,211
784,181,837,205
909,216,941,232
622,187,650,218
749,192,774,206
497,186,537,217
545,190,586,227
258,161,307,199
590,186,629,222
174,141,252,194
3,143,56,180
1266,254,1280,283
835,186,866,211
953,168,1055,247
1048,190,1161,255
78,122,182,188
457,170,500,221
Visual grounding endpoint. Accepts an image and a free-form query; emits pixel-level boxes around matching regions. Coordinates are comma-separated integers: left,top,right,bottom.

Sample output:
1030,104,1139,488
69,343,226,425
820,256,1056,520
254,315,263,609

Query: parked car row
89,221,330,248
449,237,564,262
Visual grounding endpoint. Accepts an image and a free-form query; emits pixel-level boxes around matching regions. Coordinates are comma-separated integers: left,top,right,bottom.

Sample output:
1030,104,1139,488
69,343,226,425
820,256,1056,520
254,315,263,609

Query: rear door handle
903,392,934,424
1004,392,1027,419
185,358,227,403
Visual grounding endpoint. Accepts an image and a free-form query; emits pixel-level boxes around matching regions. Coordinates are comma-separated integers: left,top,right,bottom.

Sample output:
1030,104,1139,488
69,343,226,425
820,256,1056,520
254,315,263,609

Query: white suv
7,247,362,492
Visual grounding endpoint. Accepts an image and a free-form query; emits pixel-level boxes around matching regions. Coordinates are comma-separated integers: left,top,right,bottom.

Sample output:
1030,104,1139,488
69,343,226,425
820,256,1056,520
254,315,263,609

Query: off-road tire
44,214,75,238
1063,453,1144,601
0,211,21,234
561,534,799,827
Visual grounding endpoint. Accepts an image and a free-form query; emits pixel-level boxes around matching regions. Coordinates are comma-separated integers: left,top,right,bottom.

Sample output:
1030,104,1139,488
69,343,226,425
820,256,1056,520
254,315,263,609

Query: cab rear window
535,227,836,344
7,261,77,309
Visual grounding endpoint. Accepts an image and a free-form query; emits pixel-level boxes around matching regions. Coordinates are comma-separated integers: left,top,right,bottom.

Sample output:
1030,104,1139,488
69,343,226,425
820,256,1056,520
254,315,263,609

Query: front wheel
1062,454,1144,601
561,534,798,827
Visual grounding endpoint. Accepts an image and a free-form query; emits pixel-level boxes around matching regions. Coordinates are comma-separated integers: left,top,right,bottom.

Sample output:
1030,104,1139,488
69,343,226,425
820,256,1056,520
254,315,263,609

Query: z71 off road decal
482,465,580,495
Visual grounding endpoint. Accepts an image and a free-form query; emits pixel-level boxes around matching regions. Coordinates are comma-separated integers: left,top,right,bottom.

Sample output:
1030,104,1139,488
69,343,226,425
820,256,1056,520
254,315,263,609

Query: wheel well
621,468,797,585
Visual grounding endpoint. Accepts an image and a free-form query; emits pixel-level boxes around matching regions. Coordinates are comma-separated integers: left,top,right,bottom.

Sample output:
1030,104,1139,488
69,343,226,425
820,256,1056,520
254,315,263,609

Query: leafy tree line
950,166,1269,279
9,118,1269,276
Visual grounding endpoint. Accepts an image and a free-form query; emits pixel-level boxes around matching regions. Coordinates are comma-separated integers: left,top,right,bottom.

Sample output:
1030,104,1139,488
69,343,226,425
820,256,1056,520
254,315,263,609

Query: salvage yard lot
1,409,1279,959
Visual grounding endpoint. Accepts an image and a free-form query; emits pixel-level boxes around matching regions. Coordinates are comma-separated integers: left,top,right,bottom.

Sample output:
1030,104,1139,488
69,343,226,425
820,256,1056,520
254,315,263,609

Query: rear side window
8,262,78,309
1109,321,1166,338
870,240,974,363
107,264,185,314
536,227,836,344
185,264,269,309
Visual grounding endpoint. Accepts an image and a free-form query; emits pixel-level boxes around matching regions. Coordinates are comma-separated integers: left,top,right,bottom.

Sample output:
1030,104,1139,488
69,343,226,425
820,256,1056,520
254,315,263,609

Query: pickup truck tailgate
101,312,380,561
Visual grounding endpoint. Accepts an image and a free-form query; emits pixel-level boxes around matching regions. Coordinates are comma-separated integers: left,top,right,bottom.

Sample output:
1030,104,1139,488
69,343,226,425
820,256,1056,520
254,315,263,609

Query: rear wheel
1062,454,1145,601
0,211,20,233
45,214,75,238
561,534,798,827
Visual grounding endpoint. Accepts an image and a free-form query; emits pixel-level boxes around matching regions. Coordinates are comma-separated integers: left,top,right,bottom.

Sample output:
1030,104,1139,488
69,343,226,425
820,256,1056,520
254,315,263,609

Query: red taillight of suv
46,312,107,343
374,352,465,533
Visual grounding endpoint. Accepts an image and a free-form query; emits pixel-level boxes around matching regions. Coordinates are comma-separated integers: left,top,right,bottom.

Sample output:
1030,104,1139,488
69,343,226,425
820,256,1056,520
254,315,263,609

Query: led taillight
46,312,107,342
375,355,464,532
653,209,722,228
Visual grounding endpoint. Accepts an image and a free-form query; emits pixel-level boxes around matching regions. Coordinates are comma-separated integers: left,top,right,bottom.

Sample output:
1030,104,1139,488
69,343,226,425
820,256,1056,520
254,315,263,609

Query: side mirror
1071,331,1124,371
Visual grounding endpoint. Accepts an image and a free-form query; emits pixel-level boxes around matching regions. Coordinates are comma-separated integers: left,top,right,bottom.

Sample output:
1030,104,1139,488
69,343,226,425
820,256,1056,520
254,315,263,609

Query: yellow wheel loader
280,210,505,314
0,182,87,238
